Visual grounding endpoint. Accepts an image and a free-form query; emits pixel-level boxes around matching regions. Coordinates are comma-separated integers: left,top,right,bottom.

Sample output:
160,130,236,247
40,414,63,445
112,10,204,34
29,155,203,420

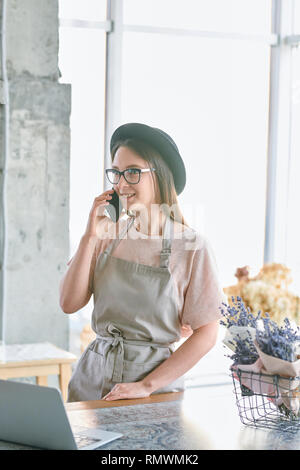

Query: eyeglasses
105,167,156,185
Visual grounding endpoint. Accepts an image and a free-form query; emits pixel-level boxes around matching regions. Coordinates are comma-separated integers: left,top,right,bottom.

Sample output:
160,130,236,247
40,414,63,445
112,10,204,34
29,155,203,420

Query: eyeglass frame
105,167,156,185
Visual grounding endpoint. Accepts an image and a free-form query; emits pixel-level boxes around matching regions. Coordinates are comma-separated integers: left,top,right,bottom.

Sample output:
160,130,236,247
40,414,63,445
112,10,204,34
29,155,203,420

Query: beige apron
67,215,185,402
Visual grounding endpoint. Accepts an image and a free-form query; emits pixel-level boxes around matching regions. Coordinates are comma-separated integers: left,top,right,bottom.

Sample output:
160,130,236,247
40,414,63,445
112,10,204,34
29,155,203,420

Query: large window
286,45,300,295
286,3,300,294
58,10,106,256
58,1,107,354
121,1,272,288
119,0,273,382
58,1,300,383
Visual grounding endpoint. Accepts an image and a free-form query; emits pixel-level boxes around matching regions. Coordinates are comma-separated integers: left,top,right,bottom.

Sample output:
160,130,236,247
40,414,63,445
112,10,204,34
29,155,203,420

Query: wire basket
231,367,300,433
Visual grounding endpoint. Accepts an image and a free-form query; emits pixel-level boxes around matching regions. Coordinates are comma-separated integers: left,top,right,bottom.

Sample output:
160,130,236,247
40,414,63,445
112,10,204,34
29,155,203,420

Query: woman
60,122,227,402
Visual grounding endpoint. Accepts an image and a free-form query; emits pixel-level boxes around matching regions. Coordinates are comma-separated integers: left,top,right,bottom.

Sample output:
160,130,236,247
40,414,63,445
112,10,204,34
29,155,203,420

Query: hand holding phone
84,189,114,239
105,188,123,223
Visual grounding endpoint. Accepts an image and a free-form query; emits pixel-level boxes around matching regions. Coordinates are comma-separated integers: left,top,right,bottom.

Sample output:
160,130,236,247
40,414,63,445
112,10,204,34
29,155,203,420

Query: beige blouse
81,216,227,333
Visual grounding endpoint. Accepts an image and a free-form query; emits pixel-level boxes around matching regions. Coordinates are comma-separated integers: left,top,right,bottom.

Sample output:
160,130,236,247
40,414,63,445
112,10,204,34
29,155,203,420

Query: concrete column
0,0,71,349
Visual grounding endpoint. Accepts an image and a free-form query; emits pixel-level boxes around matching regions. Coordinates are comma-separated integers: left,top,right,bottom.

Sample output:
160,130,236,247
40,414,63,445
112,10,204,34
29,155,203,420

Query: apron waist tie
96,331,175,383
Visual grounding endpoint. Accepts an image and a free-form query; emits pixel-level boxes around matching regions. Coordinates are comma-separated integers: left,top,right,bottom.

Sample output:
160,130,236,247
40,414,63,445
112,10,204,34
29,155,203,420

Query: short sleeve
181,236,227,330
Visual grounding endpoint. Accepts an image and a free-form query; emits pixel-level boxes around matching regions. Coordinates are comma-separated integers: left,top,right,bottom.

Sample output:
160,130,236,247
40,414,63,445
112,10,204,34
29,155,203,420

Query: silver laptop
0,379,122,450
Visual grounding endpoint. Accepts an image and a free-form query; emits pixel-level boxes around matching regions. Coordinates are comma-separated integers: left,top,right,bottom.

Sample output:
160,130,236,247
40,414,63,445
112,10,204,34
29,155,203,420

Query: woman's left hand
102,381,152,401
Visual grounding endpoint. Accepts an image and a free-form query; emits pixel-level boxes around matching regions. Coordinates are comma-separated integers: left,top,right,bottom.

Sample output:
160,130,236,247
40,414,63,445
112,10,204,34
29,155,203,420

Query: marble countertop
66,385,300,450
1,382,300,450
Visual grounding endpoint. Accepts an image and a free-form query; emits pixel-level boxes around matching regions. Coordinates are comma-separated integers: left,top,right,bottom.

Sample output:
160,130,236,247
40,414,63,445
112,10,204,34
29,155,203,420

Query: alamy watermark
95,201,206,251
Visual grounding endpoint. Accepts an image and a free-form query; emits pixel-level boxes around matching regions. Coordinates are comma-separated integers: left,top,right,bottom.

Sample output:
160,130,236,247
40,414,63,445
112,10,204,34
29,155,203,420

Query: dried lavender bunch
220,296,260,365
220,296,300,363
226,333,259,365
256,316,300,362
220,296,261,329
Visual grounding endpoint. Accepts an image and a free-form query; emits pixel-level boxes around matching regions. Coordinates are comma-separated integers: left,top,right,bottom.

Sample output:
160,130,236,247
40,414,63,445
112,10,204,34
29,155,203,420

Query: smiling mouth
120,193,136,199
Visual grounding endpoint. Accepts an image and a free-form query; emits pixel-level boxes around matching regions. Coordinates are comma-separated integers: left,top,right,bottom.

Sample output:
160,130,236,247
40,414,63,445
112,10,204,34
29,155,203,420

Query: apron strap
160,216,174,268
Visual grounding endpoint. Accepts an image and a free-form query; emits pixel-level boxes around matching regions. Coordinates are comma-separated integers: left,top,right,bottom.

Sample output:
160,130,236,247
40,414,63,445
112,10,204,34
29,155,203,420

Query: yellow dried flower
224,263,300,325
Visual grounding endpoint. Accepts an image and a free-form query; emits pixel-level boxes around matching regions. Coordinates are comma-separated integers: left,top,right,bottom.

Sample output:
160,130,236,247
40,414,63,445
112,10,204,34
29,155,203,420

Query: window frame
59,0,300,266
